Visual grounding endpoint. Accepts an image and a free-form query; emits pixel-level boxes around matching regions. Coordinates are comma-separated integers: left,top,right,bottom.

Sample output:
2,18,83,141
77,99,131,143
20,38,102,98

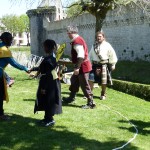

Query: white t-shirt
72,34,85,59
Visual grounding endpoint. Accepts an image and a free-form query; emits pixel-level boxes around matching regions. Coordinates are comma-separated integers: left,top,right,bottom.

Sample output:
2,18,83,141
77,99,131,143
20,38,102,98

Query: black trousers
69,73,93,99
0,77,4,116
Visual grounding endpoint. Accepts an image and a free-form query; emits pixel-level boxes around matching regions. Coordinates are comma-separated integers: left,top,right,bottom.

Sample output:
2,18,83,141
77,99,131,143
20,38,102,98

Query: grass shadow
61,92,86,99
23,99,35,101
61,91,70,95
0,114,139,150
62,103,82,108
17,78,36,81
118,120,150,136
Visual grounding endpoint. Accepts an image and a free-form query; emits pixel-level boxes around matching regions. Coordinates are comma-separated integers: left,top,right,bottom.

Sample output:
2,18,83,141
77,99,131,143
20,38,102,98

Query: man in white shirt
89,31,118,100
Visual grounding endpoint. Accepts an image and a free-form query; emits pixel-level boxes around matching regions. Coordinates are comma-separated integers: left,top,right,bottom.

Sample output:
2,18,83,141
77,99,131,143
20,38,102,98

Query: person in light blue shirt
0,32,29,121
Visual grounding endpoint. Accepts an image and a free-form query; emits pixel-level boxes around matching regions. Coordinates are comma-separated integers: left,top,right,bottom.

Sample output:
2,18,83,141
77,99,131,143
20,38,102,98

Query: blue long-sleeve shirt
0,57,28,77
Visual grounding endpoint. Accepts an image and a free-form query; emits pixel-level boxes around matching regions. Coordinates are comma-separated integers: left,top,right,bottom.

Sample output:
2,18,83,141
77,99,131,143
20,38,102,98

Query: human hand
74,69,79,75
111,65,115,71
96,68,101,76
26,69,31,74
26,71,30,74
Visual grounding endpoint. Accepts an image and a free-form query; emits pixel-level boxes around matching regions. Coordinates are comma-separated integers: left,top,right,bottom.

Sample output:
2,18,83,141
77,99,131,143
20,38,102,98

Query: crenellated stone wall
28,6,150,61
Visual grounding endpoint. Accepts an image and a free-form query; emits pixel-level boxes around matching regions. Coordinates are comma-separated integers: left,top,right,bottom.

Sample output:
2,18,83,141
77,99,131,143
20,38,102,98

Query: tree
19,15,30,46
65,0,88,18
66,0,150,34
0,15,19,36
10,0,150,35
65,1,82,18
0,14,30,46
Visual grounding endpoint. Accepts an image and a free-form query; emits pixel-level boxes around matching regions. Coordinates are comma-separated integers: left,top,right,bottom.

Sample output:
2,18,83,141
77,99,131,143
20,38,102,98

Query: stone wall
28,6,150,61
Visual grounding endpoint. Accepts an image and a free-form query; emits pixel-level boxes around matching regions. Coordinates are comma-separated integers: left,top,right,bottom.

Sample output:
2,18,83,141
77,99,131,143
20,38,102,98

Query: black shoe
82,103,96,109
62,97,75,103
0,115,10,121
44,120,55,127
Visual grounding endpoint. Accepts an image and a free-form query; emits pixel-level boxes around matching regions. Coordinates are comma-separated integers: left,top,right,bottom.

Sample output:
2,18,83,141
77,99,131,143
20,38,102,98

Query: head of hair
0,32,12,41
96,31,105,38
67,25,78,34
0,32,13,46
43,39,57,53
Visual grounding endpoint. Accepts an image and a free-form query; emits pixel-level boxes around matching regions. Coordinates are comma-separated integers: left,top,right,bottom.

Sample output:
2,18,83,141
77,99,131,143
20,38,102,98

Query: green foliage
66,3,82,18
0,14,29,35
0,14,30,45
0,14,19,35
18,15,30,33
112,60,150,84
66,0,149,33
65,0,89,17
10,46,31,52
111,79,150,101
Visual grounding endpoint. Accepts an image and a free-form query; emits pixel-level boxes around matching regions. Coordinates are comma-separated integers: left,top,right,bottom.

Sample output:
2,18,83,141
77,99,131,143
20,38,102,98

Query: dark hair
43,39,57,53
0,32,12,41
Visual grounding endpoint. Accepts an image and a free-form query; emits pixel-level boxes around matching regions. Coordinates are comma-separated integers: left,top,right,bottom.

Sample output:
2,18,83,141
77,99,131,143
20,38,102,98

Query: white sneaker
44,120,55,127
100,96,106,100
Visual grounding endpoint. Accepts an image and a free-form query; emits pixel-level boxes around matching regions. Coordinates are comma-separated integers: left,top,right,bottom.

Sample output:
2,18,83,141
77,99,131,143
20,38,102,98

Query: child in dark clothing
29,39,62,127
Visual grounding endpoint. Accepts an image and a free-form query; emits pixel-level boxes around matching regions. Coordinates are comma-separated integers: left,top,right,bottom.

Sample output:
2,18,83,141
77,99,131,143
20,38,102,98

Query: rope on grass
100,104,138,150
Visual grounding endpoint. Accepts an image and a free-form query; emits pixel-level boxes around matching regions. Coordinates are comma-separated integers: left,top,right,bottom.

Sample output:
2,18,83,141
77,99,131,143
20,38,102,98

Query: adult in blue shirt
0,32,29,121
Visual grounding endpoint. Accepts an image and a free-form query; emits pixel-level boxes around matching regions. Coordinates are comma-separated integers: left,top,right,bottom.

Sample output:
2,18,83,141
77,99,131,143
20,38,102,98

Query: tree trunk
95,14,104,37
26,32,30,46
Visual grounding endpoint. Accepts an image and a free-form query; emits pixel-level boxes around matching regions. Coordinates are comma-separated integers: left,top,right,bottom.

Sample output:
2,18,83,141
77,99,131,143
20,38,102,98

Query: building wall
29,6,150,61
13,32,30,46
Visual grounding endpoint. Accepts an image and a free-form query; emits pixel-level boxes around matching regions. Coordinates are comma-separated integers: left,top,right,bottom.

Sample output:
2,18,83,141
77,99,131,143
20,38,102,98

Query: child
30,39,62,127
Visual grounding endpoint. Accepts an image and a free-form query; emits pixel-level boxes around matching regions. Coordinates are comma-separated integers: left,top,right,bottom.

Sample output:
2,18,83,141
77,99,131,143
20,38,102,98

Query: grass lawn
10,46,30,52
0,67,150,150
10,46,31,57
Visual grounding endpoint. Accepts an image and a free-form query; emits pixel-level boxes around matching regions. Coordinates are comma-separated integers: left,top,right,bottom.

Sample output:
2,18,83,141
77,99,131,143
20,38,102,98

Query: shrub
112,60,150,84
110,79,150,101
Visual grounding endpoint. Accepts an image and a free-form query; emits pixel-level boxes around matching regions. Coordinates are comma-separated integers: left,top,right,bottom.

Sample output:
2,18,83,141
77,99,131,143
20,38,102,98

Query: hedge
109,79,150,101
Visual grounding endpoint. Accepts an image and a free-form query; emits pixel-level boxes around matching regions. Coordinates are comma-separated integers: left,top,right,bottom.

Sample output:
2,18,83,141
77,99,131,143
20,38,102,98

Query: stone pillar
27,8,56,56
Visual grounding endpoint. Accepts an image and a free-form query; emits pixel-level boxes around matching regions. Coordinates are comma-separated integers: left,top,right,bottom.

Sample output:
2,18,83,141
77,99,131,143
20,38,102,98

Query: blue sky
0,0,75,17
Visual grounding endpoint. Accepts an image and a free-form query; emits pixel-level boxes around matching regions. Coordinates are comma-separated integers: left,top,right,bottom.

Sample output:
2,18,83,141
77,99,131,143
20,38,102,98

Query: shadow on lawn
118,120,150,136
61,91,85,98
62,103,82,108
0,114,139,150
16,78,34,81
23,99,36,101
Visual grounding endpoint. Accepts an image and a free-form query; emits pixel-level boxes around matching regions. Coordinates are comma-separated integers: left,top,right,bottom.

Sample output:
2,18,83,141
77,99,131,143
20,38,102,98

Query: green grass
112,60,150,84
0,67,150,150
60,60,150,84
10,46,30,52
10,46,31,57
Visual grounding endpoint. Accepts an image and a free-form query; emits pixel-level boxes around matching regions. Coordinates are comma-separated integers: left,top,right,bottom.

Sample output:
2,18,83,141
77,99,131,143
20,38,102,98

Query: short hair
0,32,12,41
67,25,78,34
43,39,57,52
96,31,105,38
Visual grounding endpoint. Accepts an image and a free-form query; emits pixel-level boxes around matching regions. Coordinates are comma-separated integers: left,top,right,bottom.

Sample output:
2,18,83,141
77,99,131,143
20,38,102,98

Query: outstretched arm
6,57,28,72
